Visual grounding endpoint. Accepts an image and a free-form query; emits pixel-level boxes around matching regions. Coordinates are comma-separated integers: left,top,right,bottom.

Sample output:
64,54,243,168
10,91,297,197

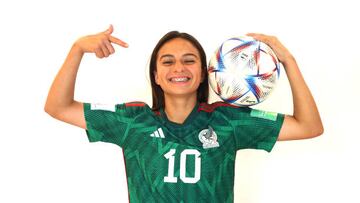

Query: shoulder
199,101,250,114
124,101,148,108
119,101,151,112
91,101,157,121
199,102,271,123
86,101,150,115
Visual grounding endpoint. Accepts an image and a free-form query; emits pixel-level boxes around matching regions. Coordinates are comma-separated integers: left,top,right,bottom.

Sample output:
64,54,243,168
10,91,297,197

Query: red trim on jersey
125,102,145,107
198,102,240,112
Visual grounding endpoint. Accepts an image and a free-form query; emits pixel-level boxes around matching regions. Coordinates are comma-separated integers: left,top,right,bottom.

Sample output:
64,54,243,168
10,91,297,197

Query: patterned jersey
84,102,284,203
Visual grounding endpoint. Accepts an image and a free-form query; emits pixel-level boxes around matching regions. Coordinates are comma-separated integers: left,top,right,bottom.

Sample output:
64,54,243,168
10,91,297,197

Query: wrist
71,42,85,56
281,54,296,66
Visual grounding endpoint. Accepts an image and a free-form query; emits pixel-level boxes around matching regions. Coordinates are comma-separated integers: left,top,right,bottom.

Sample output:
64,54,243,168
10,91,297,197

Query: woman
45,25,323,202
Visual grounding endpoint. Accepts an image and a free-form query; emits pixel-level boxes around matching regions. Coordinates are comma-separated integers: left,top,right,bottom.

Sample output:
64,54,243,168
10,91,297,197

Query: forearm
283,56,323,135
44,26,127,128
44,44,84,116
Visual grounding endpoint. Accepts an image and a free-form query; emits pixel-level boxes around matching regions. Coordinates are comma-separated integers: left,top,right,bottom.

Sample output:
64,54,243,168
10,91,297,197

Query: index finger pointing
109,36,129,48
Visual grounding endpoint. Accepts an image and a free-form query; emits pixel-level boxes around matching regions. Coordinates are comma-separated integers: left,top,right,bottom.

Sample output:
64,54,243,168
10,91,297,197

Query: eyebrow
159,53,198,60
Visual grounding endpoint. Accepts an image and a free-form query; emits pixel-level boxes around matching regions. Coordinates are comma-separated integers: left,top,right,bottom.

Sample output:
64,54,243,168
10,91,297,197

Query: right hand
74,25,128,58
246,33,294,65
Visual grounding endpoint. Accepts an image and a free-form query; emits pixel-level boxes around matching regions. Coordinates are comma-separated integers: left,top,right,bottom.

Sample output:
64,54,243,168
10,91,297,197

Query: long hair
149,31,208,111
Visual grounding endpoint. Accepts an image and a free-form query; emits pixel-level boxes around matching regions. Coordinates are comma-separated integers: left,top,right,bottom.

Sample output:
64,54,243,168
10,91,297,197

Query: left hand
246,34,324,141
246,33,293,64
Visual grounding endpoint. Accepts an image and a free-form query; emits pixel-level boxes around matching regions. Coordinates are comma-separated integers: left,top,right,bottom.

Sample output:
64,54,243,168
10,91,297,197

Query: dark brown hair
149,31,209,110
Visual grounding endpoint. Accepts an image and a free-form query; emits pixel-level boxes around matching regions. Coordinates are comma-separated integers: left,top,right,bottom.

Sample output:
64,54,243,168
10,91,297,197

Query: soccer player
44,25,323,202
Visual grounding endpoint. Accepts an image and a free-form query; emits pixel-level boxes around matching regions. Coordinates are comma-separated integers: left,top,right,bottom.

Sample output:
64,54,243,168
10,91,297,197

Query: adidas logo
150,128,165,138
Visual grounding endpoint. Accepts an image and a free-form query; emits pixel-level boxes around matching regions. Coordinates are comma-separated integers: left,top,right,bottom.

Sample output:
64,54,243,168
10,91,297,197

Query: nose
173,61,185,73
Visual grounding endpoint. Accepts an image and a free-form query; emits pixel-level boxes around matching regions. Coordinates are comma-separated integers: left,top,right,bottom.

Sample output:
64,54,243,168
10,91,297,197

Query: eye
183,59,196,65
183,57,196,65
162,60,174,65
184,59,195,64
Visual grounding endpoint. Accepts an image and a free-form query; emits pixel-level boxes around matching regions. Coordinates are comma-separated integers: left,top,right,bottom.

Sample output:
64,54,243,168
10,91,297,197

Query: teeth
170,77,189,82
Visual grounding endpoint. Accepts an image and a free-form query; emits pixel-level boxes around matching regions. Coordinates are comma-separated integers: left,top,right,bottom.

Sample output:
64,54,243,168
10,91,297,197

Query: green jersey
84,102,284,203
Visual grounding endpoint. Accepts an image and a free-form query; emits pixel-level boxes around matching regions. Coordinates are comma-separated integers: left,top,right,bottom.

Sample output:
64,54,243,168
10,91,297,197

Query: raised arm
44,25,128,129
247,33,323,141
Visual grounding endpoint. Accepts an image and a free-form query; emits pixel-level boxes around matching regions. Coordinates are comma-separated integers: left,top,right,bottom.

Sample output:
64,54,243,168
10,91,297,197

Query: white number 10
164,149,201,184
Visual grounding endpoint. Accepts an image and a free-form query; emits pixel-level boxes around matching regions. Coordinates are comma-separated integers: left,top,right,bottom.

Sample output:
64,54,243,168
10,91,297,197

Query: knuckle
102,38,109,44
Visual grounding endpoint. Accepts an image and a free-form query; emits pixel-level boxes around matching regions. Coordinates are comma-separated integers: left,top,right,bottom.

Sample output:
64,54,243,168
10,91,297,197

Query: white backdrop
0,0,359,202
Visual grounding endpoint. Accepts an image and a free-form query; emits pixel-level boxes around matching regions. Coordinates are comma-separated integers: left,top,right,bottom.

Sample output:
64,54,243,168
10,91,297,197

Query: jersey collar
159,102,200,129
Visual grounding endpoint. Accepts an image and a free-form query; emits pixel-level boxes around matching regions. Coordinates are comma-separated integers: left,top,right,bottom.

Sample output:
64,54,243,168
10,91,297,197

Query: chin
164,89,198,98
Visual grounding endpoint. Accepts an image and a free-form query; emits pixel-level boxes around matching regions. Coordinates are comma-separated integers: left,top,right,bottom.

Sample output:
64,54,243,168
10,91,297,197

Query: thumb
104,24,113,35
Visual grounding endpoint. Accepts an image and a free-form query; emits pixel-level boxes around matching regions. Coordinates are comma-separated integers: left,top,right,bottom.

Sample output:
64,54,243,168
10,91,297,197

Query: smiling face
154,38,204,100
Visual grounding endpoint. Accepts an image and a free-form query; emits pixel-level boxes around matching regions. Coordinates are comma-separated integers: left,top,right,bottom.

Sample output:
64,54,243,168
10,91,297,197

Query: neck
164,94,197,124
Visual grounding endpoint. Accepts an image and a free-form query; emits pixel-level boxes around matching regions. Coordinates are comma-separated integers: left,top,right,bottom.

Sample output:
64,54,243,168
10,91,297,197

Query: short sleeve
83,103,132,147
233,108,285,152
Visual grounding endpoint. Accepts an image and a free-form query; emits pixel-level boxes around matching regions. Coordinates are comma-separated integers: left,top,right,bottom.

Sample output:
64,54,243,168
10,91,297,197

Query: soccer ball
208,36,280,106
